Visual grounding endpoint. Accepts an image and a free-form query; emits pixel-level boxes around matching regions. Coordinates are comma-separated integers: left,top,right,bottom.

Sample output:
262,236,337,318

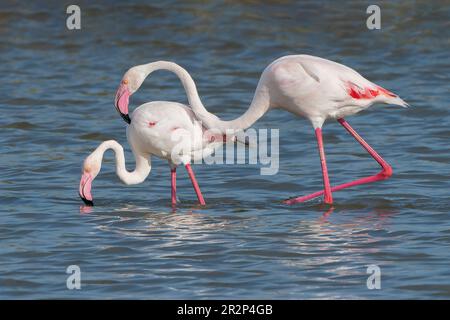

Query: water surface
0,1,449,299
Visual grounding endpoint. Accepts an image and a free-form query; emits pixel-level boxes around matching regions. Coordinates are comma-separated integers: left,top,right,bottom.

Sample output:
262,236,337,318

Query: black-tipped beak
79,172,94,206
115,83,131,124
79,193,94,206
121,113,131,124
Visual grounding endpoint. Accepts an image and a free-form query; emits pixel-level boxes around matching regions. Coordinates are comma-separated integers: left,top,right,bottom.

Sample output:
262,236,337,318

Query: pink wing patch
347,82,397,100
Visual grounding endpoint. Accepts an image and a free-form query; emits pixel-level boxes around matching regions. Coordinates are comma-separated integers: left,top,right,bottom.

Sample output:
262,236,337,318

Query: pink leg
284,118,392,204
316,127,333,204
185,164,206,205
171,168,177,206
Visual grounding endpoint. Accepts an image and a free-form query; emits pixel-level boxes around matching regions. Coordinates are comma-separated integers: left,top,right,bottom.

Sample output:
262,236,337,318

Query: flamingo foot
283,169,392,205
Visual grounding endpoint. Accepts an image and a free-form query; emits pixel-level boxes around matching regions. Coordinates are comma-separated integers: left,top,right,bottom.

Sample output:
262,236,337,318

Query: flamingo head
114,67,146,124
78,153,102,206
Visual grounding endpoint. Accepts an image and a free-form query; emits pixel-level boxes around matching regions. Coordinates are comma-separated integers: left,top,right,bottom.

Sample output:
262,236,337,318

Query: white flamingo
114,55,408,204
79,101,229,206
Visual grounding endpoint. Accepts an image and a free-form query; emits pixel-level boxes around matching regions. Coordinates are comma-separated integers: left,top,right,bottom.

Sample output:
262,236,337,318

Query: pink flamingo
79,102,228,206
115,55,407,204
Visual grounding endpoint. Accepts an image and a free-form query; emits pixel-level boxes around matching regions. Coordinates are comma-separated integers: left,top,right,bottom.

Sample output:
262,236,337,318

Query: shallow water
0,1,449,299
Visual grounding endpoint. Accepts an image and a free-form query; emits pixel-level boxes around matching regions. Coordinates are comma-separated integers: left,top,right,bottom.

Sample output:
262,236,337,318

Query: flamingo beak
114,84,131,124
79,172,94,206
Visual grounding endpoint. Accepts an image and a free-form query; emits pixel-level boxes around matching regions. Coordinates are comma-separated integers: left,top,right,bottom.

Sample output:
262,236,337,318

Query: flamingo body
128,101,221,164
258,55,408,127
79,102,223,206
113,55,408,205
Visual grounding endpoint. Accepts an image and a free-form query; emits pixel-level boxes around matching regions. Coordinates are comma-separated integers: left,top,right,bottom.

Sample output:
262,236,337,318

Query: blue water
0,1,449,299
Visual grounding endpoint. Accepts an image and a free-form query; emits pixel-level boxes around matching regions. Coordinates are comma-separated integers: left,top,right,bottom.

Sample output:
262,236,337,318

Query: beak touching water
79,172,94,206
114,83,131,124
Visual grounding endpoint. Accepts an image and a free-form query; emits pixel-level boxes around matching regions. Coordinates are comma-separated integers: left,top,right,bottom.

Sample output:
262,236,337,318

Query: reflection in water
276,207,397,295
80,205,93,215
319,206,335,222
86,202,398,292
94,205,242,241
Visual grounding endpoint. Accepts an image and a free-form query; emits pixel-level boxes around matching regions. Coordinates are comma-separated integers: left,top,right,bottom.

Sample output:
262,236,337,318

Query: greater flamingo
79,102,228,206
114,55,408,204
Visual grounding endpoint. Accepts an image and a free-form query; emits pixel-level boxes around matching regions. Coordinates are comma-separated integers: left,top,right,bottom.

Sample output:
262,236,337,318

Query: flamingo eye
122,79,128,85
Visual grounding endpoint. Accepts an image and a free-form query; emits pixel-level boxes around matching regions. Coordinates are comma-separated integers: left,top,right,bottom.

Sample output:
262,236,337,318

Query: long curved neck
95,140,151,185
140,61,271,131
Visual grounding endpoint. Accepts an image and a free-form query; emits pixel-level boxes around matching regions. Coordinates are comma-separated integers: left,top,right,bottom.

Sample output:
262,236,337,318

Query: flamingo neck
141,61,271,132
95,140,151,185
215,80,271,131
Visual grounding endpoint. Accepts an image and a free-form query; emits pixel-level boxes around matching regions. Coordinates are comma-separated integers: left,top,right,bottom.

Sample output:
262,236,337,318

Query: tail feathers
375,85,409,108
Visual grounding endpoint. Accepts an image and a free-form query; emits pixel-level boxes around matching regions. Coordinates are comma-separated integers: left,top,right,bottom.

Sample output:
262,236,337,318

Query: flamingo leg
171,167,177,206
185,163,206,205
284,118,392,205
316,127,333,204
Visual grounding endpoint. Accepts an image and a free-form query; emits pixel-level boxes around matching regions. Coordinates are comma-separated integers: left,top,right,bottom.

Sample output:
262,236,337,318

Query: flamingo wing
296,55,408,108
